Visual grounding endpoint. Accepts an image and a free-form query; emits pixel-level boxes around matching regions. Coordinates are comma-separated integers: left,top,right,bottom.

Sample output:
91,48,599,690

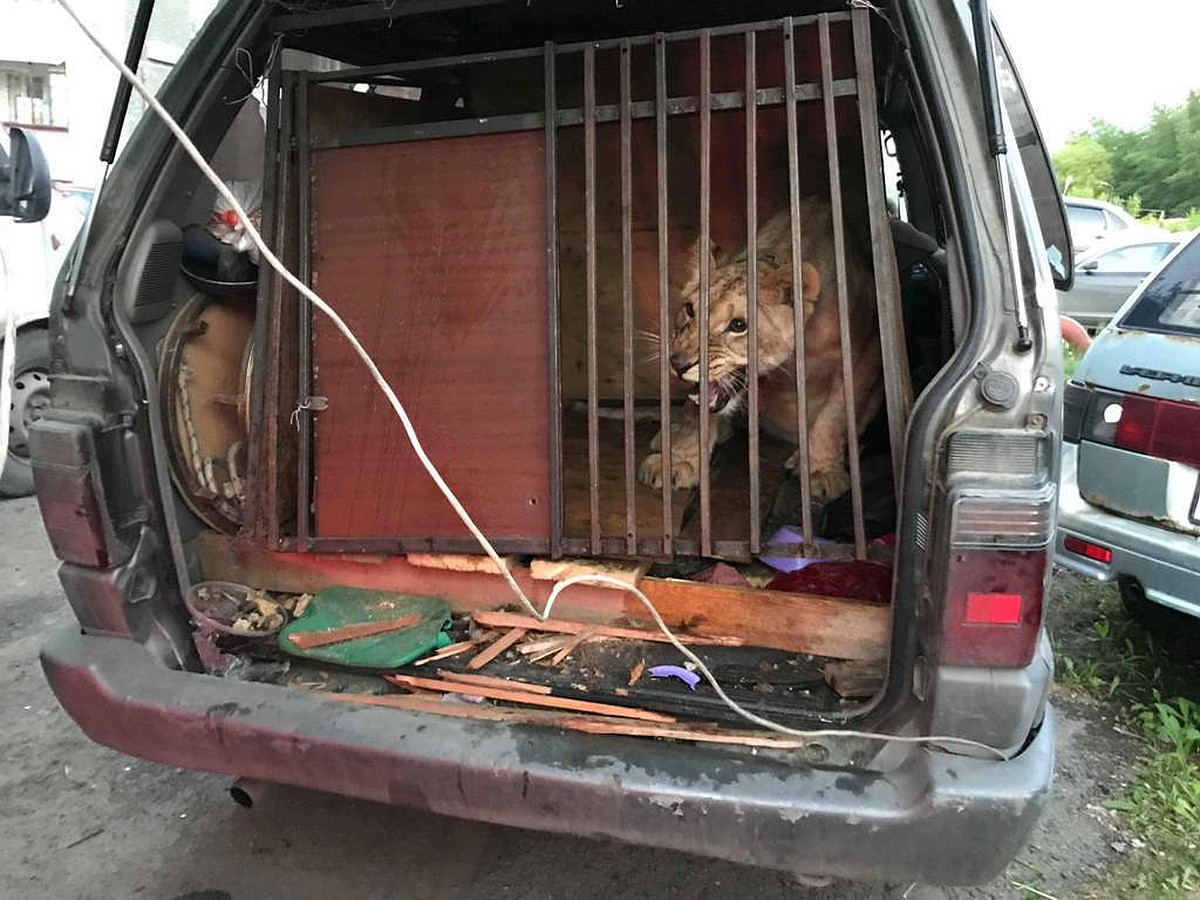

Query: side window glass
993,23,1074,289
1094,244,1167,273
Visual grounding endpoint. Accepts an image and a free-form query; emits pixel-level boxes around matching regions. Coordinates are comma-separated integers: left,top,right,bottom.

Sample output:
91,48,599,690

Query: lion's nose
670,352,694,377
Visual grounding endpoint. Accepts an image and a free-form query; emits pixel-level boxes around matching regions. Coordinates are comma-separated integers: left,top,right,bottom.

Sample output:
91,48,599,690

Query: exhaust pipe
229,777,271,809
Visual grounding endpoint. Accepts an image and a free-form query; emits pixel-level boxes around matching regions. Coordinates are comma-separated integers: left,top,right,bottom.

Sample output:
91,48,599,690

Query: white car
0,183,90,496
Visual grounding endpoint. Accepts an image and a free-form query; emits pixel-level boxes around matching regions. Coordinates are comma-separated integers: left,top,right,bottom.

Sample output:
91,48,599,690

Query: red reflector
965,592,1022,625
1063,535,1113,564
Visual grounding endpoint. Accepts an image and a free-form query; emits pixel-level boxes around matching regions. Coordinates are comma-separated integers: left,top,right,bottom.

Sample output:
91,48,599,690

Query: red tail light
941,549,1047,667
1114,394,1200,468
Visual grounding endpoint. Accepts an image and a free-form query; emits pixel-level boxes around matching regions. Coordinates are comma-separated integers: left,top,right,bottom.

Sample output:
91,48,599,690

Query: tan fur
639,198,884,502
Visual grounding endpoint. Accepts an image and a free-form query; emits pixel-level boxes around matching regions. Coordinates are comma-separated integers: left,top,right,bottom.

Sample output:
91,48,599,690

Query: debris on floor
822,659,887,699
278,587,451,668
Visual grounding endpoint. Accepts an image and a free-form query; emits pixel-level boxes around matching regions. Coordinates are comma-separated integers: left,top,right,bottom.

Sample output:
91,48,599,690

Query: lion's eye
727,317,748,334
683,302,695,318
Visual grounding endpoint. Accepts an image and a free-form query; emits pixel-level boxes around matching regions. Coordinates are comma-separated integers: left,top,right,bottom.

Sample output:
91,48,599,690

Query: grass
1063,345,1082,380
1048,573,1200,897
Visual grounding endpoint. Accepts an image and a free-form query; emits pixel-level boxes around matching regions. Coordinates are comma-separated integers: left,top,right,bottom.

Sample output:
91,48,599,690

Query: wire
56,0,1010,762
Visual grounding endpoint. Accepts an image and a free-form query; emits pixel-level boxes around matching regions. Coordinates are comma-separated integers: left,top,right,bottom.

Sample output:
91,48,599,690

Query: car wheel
1118,577,1182,634
1,327,52,499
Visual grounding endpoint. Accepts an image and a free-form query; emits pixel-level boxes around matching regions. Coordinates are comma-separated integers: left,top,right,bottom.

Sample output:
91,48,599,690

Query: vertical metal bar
783,17,814,549
851,8,913,493
820,16,867,559
295,72,313,547
655,34,673,556
249,52,283,542
544,42,564,559
620,40,637,557
584,44,601,554
744,30,761,555
698,29,712,557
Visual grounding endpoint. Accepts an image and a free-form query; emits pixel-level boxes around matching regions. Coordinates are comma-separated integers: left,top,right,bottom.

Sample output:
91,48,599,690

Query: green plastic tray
278,587,451,669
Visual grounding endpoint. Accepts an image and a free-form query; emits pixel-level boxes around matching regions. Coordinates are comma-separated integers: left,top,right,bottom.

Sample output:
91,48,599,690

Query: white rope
56,0,1009,761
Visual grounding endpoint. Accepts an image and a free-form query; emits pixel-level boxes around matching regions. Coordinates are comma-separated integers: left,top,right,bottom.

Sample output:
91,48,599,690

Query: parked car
1063,196,1142,254
21,0,1073,887
1057,231,1200,624
1057,231,1184,329
0,179,90,496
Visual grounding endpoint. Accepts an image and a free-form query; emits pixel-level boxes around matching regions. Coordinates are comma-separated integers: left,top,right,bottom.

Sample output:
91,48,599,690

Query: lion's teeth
688,392,699,404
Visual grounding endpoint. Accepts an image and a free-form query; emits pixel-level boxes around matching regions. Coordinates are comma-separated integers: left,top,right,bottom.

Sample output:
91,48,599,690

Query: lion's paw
639,453,699,490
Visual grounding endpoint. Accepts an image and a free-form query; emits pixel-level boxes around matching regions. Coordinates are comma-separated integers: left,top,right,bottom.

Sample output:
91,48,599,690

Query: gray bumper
41,626,1054,885
1056,444,1200,619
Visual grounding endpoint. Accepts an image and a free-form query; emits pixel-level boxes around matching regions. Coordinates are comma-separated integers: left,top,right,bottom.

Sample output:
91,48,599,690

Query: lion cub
639,198,884,503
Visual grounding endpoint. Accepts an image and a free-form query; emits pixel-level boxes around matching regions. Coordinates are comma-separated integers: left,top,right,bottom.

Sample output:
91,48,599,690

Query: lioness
639,198,884,502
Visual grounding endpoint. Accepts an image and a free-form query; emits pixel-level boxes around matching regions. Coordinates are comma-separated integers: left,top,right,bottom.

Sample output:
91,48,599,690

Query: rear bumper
1056,444,1200,619
41,625,1053,885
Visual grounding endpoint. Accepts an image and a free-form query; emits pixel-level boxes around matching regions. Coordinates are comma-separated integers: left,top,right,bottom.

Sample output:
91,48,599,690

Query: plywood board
310,131,550,539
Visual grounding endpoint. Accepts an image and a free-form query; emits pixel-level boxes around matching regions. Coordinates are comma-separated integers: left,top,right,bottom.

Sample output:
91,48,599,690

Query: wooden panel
310,131,551,539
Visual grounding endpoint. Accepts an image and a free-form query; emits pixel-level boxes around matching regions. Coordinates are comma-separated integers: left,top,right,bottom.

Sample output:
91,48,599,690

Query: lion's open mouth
687,376,742,413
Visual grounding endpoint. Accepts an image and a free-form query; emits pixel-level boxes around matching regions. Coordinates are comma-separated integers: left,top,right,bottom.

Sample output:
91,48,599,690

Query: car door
1071,242,1175,325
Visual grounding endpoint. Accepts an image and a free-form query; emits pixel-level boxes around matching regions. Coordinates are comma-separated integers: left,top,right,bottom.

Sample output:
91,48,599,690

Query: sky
990,0,1200,151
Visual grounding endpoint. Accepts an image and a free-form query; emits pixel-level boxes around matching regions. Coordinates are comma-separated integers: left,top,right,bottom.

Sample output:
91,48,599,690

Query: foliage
1054,90,1200,219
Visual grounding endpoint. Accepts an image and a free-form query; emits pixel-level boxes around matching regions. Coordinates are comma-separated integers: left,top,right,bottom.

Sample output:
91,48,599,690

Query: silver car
1063,196,1141,254
1056,232,1200,623
1057,231,1183,329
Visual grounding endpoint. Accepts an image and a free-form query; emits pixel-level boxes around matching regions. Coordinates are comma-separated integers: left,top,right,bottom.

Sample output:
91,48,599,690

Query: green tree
1053,133,1112,198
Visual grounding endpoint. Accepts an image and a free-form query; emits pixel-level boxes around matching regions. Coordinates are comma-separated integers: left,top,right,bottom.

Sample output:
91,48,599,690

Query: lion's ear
683,236,720,282
801,261,821,311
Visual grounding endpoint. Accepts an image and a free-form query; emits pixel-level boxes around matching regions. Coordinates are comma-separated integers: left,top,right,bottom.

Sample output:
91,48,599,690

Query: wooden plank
434,671,553,695
465,627,527,670
530,557,648,588
407,553,515,575
385,674,677,723
411,640,476,666
285,613,422,650
472,611,746,647
549,629,594,666
822,659,886,699
311,131,550,539
633,578,889,661
320,691,805,748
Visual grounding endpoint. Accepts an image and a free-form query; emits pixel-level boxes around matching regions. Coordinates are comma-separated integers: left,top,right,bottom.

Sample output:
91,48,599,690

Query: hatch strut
64,0,156,305
969,0,1032,353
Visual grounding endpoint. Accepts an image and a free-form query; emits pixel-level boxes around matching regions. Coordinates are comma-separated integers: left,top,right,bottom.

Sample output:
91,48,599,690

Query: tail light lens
1113,394,1200,468
940,486,1055,667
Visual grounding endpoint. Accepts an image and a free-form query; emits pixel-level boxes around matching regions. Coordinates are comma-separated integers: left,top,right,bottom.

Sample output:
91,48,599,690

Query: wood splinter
286,613,422,650
466,627,527,670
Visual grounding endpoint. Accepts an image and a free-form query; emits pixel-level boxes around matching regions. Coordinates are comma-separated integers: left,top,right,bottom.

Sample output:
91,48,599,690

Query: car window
1120,238,1200,336
1092,242,1173,273
1067,205,1105,233
1103,210,1130,231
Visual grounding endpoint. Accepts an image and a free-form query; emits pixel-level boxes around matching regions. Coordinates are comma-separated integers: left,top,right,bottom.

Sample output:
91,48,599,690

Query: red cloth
767,561,893,604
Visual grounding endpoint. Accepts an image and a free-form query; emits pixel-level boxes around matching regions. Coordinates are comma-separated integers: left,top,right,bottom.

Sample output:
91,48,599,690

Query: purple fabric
648,665,701,690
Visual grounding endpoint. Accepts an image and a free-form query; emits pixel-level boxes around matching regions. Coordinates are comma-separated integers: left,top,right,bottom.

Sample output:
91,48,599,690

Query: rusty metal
745,30,761,555
698,29,712,557
544,42,564,559
310,82,860,152
295,72,313,547
620,39,637,556
820,17,867,559
655,32,673,555
248,53,284,542
783,17,814,550
584,43,601,554
852,8,913,492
